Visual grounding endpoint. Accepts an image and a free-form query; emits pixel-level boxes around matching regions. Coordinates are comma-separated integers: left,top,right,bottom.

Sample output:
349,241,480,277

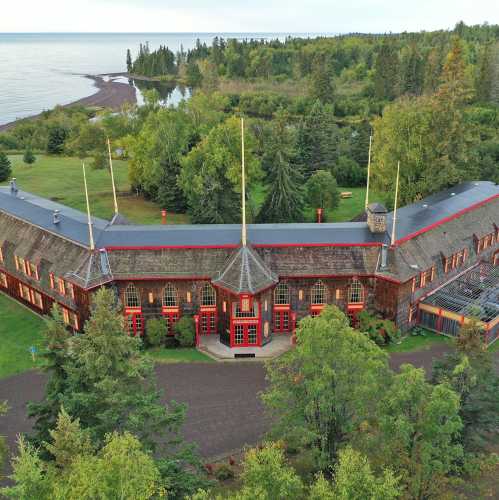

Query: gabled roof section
109,212,131,225
212,245,278,295
66,249,113,289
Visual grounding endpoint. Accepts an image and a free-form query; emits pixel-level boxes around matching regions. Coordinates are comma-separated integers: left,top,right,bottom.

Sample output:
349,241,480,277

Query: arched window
124,283,140,308
274,283,290,305
311,280,327,305
163,283,178,307
348,279,364,304
201,283,216,306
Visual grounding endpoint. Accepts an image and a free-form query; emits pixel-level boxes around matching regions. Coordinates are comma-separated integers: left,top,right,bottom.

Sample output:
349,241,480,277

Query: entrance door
200,310,217,334
274,310,290,333
233,323,259,347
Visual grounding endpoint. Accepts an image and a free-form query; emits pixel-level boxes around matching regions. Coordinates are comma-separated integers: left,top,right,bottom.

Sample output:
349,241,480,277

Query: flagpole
365,134,372,210
107,137,119,215
391,161,400,246
82,162,95,251
241,117,247,247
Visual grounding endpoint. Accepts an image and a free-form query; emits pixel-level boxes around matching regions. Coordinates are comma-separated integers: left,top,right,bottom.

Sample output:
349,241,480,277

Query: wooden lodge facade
0,180,498,348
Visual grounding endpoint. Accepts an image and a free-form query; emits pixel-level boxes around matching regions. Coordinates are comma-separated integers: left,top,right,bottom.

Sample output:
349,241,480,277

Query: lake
0,32,318,125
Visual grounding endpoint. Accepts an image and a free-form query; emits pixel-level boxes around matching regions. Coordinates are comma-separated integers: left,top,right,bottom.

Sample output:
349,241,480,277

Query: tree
375,364,463,499
0,151,12,182
262,306,390,469
145,317,166,347
373,40,400,100
0,401,8,471
305,170,339,213
310,55,335,104
257,111,304,223
294,101,340,178
179,116,262,224
423,47,442,95
2,413,161,500
186,61,203,87
46,124,68,154
126,48,133,73
236,442,303,500
23,146,36,165
28,289,205,498
330,447,400,500
401,42,424,96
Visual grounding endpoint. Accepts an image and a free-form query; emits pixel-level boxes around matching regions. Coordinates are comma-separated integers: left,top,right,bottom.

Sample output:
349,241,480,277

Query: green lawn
0,293,46,378
146,347,214,363
385,329,452,353
3,155,189,225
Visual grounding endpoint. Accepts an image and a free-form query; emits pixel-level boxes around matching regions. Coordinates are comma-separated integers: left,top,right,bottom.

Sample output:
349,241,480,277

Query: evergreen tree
401,42,424,95
126,48,133,73
373,40,400,100
46,125,67,154
0,151,12,182
185,61,203,87
423,47,442,95
294,101,340,178
309,55,335,104
257,111,304,223
23,146,36,165
305,170,339,212
476,43,494,102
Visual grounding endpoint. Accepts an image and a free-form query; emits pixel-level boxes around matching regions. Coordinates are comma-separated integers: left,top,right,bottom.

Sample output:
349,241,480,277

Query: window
49,273,55,289
200,311,216,334
162,283,178,307
417,267,435,289
31,291,43,310
124,283,140,308
58,278,66,296
0,247,3,263
0,272,7,288
62,307,79,330
164,312,179,336
443,249,468,273
200,283,216,306
28,262,39,280
311,281,326,305
67,282,75,300
274,310,290,333
274,283,290,305
335,288,344,301
348,279,364,304
233,302,258,318
126,313,144,336
19,283,31,302
476,232,496,254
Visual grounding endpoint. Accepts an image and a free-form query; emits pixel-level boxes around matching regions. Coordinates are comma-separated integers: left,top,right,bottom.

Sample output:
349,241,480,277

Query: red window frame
126,313,144,336
231,322,260,347
200,308,217,335
162,310,180,336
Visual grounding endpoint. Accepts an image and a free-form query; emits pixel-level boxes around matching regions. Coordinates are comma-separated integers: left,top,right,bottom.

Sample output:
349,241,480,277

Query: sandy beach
0,74,137,133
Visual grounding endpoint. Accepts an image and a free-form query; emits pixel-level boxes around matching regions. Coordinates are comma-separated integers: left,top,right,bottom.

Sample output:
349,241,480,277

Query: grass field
0,293,46,378
385,329,452,353
146,347,214,363
3,155,189,224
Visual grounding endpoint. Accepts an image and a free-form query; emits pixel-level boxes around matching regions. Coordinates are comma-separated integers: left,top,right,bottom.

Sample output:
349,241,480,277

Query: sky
1,0,498,33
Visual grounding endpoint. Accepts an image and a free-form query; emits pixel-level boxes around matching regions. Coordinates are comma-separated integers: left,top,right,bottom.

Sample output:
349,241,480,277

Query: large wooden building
0,180,498,348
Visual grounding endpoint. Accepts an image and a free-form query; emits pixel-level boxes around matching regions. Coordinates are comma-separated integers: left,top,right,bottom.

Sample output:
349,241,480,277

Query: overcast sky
1,0,497,33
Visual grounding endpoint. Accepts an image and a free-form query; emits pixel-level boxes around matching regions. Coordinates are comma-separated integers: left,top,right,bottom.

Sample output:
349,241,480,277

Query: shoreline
0,74,137,133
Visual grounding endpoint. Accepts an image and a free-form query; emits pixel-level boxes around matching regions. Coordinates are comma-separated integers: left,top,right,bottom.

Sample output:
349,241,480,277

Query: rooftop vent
53,210,61,225
10,178,18,196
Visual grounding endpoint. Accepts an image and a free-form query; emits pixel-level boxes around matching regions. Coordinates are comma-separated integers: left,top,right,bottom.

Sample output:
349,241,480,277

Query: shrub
91,151,107,170
357,310,399,346
215,463,234,481
23,147,36,165
174,316,196,347
146,318,167,347
0,152,12,182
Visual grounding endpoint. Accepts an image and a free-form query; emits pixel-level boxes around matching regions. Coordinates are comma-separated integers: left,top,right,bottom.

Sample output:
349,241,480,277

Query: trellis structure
420,262,499,345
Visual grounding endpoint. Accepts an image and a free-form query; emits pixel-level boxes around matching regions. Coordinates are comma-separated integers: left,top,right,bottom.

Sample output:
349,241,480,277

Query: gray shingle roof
212,245,278,295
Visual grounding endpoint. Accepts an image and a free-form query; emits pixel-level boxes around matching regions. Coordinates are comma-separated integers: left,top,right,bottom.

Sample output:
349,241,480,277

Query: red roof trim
394,194,499,246
280,273,402,284
105,242,383,251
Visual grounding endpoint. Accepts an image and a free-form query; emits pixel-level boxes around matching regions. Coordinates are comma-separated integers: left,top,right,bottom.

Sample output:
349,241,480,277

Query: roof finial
364,134,373,210
107,137,119,215
82,162,95,251
241,117,247,247
391,161,400,246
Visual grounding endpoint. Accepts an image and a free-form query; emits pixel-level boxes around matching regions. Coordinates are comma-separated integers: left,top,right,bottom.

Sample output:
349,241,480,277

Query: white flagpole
107,137,119,215
365,134,372,210
241,117,247,247
82,162,95,251
391,161,400,246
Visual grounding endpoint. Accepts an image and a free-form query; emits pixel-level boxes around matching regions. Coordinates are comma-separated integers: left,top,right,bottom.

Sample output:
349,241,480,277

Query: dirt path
0,75,136,133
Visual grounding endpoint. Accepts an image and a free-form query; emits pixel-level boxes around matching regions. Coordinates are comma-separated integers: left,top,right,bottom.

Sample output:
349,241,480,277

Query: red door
200,311,217,334
126,313,144,336
274,310,290,333
233,323,259,347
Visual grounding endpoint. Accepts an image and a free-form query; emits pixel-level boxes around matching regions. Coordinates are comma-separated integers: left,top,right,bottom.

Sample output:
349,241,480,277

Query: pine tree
309,55,335,104
401,43,424,95
423,47,442,95
23,146,36,165
185,61,203,87
126,48,133,73
0,151,12,182
476,43,493,102
374,40,400,100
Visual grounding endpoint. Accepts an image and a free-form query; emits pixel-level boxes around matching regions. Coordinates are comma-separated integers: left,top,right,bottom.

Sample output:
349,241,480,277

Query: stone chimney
367,202,388,234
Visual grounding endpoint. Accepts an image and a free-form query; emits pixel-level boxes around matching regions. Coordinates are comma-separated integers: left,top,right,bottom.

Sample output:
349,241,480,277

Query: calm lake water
0,32,318,125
